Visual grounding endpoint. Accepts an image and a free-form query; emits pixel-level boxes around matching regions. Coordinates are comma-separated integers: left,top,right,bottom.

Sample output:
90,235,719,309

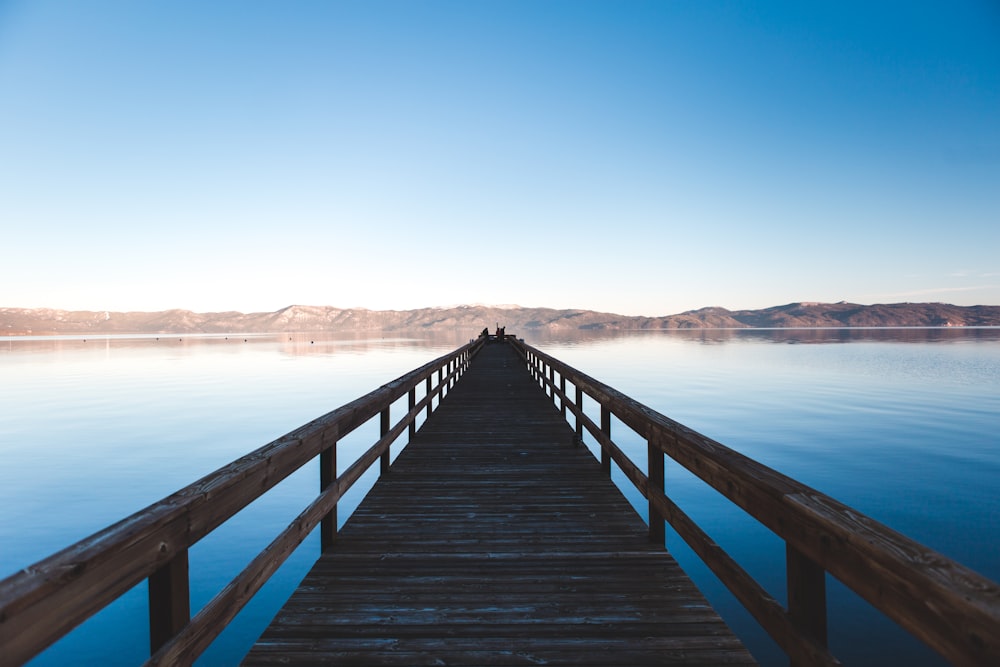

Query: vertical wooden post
547,365,554,399
600,405,611,475
380,407,391,475
148,549,190,654
559,375,567,419
787,543,827,666
320,441,337,552
408,388,416,438
647,438,665,546
425,376,433,417
575,386,583,443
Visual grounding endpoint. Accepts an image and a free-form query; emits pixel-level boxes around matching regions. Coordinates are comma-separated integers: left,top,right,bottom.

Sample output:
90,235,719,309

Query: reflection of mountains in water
3,302,1000,338
662,327,1000,345
525,327,1000,346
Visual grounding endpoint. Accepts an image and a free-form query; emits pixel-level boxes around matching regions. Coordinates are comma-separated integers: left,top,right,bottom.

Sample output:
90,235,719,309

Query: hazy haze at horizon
2,1,998,316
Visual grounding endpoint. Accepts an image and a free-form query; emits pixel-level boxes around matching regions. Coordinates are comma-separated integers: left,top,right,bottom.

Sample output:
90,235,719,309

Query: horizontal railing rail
0,334,486,667
511,338,1000,667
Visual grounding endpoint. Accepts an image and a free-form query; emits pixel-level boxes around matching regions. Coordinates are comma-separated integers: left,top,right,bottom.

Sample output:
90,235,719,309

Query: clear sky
1,1,998,316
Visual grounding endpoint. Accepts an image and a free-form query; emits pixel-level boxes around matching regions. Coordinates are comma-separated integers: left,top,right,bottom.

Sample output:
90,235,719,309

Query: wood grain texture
515,339,1000,667
0,340,481,667
243,343,755,666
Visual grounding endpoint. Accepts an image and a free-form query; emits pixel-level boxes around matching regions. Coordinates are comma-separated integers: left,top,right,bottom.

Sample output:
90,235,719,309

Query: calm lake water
2,328,998,666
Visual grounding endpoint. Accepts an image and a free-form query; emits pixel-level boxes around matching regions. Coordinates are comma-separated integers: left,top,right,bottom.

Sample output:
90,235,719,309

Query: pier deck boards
242,343,756,666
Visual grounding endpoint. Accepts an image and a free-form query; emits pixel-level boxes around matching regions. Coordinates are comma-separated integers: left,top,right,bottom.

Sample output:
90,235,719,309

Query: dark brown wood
575,385,583,441
148,550,190,654
787,543,827,667
425,376,432,418
0,336,485,667
408,388,416,438
648,440,665,547
647,489,838,666
9,332,1000,667
319,440,337,552
149,357,468,665
243,344,755,666
512,339,1000,667
148,478,345,666
600,405,612,475
560,374,567,419
380,407,391,475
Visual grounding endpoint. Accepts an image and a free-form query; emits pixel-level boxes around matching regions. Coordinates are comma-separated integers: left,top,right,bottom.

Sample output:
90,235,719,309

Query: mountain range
2,302,999,336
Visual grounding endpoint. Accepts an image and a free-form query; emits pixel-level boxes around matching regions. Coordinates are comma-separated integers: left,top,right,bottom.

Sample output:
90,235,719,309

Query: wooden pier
242,342,755,665
2,332,998,667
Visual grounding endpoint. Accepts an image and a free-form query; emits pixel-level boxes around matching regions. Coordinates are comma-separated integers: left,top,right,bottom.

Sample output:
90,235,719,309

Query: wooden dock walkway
5,334,997,666
242,343,756,666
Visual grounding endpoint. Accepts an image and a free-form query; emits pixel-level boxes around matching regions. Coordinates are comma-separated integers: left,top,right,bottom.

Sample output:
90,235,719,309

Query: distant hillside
2,302,999,336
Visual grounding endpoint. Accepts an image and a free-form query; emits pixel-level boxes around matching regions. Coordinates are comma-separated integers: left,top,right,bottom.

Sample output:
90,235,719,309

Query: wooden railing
0,335,486,667
511,338,1000,667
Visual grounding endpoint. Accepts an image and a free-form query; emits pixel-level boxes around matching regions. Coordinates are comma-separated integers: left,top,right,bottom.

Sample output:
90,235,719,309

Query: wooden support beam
600,406,611,475
787,543,828,667
380,408,391,475
320,442,337,552
560,375,567,419
425,376,433,417
408,388,416,438
648,440,665,546
148,549,190,654
575,385,583,443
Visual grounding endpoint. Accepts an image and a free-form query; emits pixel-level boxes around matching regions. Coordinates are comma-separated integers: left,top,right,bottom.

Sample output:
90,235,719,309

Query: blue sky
1,1,998,316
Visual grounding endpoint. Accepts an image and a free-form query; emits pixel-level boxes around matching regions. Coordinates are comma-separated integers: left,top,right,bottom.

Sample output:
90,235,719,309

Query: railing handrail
0,335,486,667
511,338,1000,667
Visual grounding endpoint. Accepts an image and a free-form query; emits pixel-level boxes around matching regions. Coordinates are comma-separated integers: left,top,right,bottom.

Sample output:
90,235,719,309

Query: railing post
548,365,555,399
425,376,433,417
600,405,611,475
148,549,190,654
560,375,567,419
787,543,827,666
380,407,391,475
647,437,665,546
408,388,416,438
575,386,583,443
320,440,337,552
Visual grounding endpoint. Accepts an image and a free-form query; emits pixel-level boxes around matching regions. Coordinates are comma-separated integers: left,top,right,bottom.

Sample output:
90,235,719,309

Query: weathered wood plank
518,340,1000,667
0,340,481,667
243,343,755,666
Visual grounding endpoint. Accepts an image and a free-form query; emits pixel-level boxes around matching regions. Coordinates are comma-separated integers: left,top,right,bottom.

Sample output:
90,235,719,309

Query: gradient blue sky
2,1,998,316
